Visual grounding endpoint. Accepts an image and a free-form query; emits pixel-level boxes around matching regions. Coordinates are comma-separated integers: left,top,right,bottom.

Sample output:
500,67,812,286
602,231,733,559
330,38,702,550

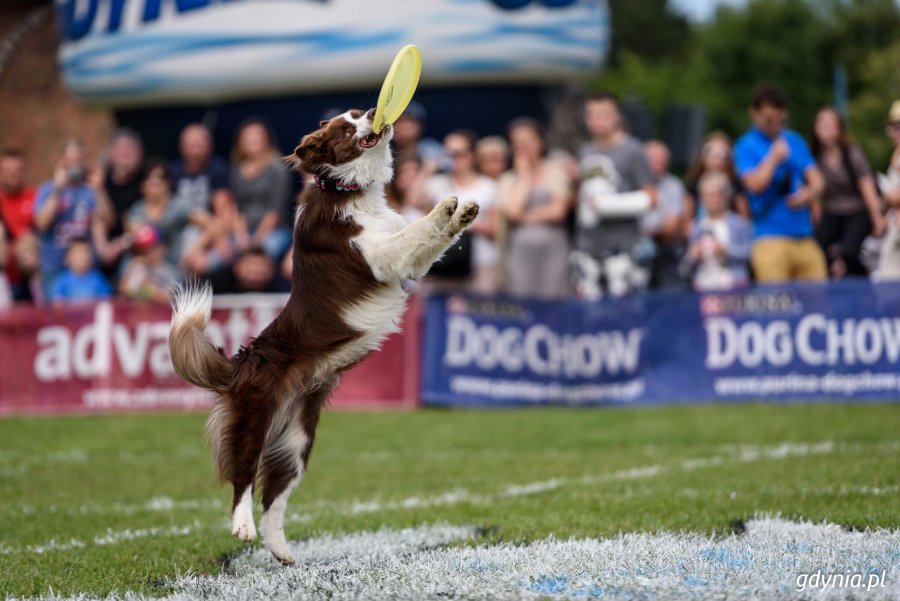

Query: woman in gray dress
497,117,573,299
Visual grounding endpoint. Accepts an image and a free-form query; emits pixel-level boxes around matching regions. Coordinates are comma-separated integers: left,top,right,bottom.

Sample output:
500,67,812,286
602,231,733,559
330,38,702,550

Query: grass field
0,403,898,599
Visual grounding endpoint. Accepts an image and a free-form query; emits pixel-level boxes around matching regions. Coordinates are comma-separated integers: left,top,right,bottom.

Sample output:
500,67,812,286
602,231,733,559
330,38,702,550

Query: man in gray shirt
642,140,688,289
574,92,656,297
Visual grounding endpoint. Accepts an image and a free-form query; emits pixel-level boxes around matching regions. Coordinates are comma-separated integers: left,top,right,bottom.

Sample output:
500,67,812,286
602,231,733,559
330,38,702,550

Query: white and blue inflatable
55,0,609,106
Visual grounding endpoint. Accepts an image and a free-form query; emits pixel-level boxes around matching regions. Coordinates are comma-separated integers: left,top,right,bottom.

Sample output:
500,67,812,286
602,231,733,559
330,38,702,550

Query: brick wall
0,2,114,187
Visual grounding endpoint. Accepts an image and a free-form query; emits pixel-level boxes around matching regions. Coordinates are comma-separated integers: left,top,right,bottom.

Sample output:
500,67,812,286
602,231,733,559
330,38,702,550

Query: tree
605,0,691,66
691,0,831,137
592,0,900,152
819,0,900,96
849,40,900,170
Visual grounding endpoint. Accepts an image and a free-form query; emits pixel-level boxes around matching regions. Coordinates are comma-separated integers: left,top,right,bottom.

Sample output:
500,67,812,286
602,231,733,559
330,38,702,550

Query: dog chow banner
421,281,900,407
0,295,420,416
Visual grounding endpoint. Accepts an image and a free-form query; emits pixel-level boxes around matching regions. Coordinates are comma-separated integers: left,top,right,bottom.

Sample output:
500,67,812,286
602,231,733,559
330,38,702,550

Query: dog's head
291,109,393,188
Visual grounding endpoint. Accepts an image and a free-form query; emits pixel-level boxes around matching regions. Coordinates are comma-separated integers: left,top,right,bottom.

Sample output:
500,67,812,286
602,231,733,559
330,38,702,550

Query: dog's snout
365,108,376,122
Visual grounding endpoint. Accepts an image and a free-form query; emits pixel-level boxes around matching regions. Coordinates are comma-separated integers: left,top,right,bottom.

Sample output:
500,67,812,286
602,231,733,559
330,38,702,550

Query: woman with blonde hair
475,135,510,180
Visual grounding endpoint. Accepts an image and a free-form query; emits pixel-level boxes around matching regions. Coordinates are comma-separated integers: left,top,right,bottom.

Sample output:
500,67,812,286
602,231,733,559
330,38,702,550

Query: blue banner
421,281,900,406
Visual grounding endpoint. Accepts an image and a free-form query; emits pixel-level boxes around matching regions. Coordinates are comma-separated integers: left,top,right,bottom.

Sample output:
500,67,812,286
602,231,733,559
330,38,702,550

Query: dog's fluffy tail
168,281,231,393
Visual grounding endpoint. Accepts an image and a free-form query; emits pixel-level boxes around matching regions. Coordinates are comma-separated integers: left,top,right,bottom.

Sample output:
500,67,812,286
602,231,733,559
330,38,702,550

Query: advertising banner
0,295,420,415
55,0,609,106
421,281,900,406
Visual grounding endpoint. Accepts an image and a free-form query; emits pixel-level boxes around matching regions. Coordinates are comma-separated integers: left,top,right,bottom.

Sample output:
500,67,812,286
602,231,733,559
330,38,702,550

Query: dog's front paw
432,195,458,227
448,200,479,234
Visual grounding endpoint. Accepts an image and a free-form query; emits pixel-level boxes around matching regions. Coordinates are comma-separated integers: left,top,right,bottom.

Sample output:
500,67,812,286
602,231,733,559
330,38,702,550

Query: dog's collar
314,175,365,193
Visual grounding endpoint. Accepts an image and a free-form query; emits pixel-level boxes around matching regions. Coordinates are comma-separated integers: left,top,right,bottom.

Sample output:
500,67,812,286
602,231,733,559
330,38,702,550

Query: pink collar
314,175,364,192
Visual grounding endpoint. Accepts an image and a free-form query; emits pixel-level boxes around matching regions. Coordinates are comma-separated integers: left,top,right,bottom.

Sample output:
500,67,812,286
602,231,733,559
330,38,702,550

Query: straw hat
888,100,900,124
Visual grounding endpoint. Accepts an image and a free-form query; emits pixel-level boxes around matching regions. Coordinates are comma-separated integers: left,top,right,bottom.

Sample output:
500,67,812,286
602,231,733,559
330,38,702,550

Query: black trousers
815,210,872,276
650,240,687,290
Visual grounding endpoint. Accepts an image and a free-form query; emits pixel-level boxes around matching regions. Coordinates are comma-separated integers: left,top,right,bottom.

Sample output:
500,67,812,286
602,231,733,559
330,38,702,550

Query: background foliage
596,0,900,168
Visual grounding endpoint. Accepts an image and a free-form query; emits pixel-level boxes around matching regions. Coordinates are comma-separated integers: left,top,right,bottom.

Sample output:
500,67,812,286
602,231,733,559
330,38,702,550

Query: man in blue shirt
33,139,100,298
733,83,826,282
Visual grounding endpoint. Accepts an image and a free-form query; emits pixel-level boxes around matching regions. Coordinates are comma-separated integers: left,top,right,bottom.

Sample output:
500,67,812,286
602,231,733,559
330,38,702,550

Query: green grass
0,403,898,598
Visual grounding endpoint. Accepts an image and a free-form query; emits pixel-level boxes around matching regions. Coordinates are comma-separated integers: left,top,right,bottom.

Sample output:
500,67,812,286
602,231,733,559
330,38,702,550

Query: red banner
0,295,421,415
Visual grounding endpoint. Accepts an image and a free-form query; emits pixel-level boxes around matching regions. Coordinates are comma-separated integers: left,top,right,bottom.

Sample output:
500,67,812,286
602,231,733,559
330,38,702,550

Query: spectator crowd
2,83,900,307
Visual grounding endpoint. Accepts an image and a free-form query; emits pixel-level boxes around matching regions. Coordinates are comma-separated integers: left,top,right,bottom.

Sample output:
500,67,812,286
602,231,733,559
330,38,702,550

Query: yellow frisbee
372,44,422,134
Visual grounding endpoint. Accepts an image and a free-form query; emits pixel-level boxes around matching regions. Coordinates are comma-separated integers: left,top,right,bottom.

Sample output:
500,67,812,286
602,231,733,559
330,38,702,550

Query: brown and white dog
168,108,478,565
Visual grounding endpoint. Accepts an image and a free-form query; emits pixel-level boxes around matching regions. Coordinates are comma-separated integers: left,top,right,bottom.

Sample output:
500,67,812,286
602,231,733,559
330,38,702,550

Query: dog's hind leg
258,381,333,565
230,480,256,543
257,419,305,565
225,402,277,543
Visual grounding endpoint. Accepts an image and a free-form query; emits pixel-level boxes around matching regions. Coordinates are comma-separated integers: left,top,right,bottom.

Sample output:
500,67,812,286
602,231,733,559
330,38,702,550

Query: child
48,237,112,304
119,224,182,303
686,171,753,291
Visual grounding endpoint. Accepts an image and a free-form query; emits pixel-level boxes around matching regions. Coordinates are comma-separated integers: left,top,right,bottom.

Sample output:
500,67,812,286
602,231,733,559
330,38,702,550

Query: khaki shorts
751,237,827,283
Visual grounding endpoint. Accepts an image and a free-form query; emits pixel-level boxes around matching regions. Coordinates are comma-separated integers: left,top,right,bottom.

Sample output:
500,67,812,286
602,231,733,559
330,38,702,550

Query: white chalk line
3,439,894,515
0,523,203,556
0,447,205,478
28,517,897,601
1,440,896,557
186,516,900,601
282,439,845,523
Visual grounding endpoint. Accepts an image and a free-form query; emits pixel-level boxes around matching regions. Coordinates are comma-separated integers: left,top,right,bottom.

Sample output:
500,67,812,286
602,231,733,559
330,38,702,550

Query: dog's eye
345,130,353,138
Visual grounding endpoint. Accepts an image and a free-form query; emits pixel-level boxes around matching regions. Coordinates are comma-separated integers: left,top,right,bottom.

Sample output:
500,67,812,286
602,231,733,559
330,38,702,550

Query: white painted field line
10,517,900,600
6,497,226,522
0,522,203,557
93,522,202,546
0,439,891,557
283,439,847,524
0,439,883,520
0,459,662,555
0,449,88,478
103,496,225,516
718,483,900,498
159,516,900,601
0,538,86,556
0,449,87,469
0,447,205,479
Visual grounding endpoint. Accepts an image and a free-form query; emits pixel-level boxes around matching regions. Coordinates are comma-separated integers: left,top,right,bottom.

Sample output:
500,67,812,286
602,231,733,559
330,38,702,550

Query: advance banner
0,295,420,415
421,281,900,406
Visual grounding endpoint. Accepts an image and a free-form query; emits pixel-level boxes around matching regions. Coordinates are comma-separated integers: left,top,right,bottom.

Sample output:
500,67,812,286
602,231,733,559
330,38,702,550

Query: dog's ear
295,132,335,171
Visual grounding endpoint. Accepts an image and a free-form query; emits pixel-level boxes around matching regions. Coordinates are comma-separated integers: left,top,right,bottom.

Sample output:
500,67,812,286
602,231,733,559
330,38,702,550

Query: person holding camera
733,83,826,283
33,139,102,299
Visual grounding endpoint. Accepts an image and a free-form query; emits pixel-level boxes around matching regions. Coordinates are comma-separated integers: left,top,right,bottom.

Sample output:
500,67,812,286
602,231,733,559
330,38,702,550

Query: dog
168,108,478,565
